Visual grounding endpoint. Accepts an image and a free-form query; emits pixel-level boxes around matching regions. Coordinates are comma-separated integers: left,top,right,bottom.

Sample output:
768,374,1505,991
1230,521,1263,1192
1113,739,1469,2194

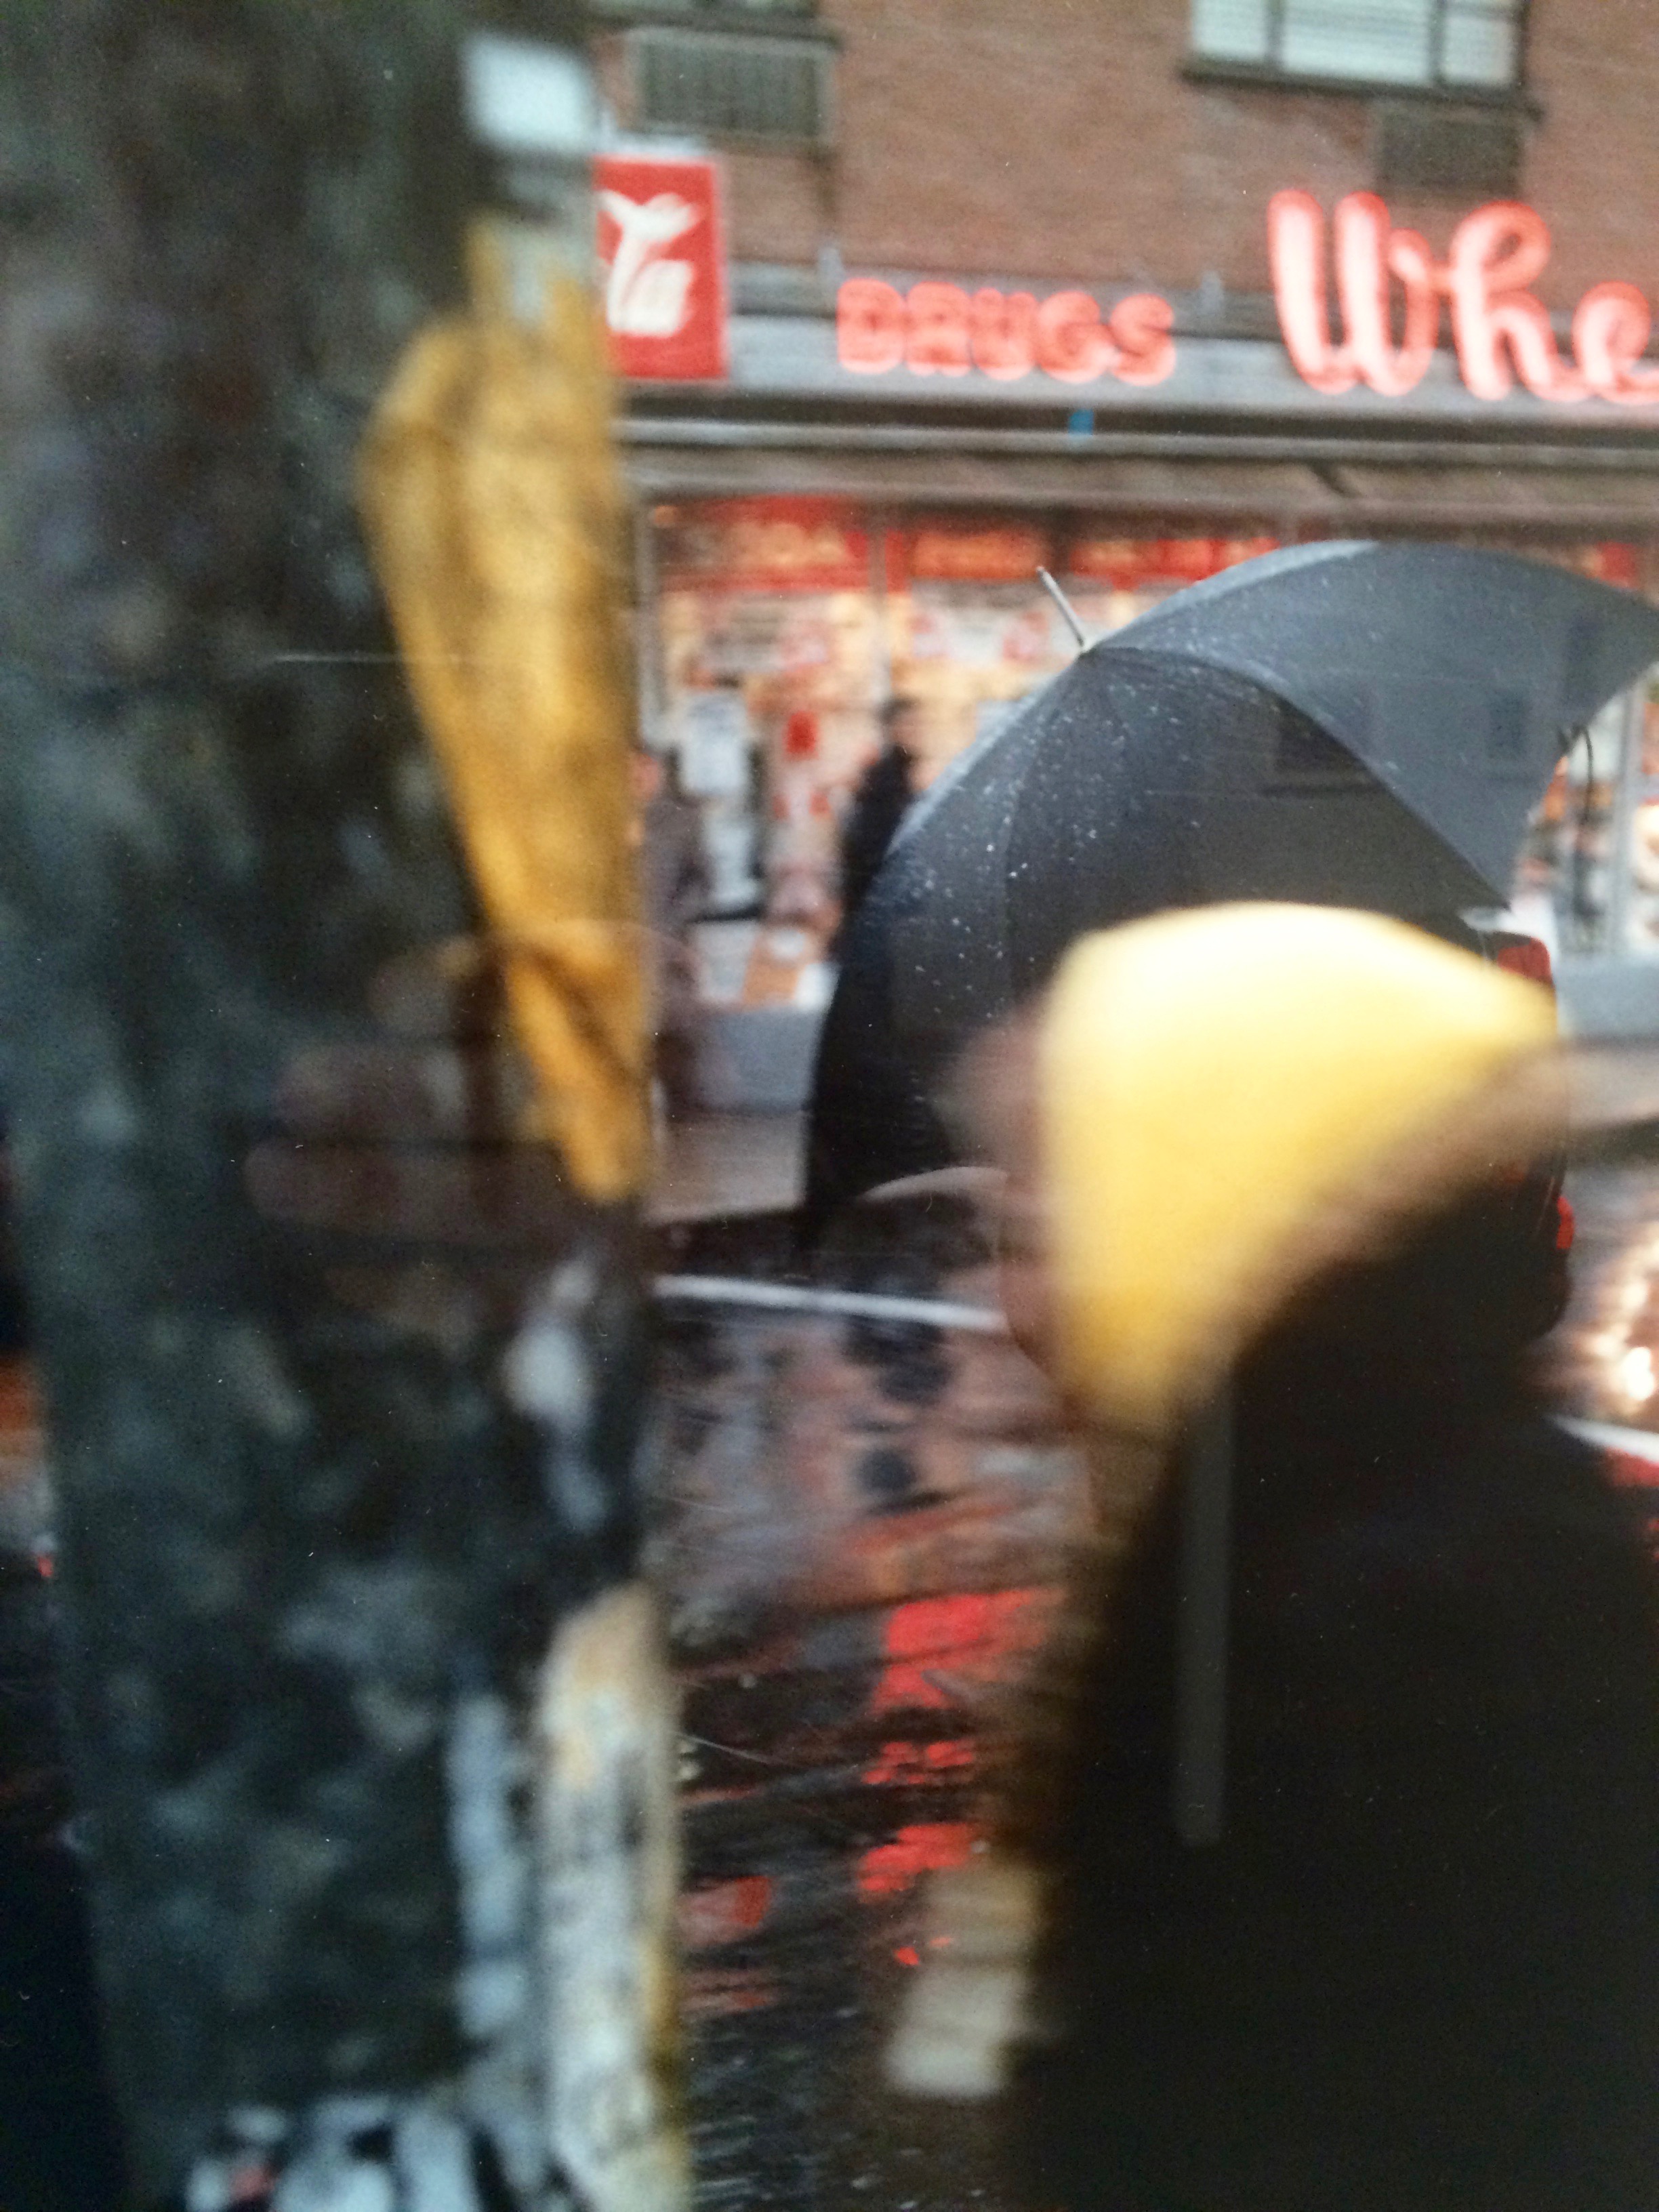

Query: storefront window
649,501,1284,1017
1626,680,1659,956
1503,544,1659,962
1190,0,1525,89
1513,716,1625,957
647,509,1659,1105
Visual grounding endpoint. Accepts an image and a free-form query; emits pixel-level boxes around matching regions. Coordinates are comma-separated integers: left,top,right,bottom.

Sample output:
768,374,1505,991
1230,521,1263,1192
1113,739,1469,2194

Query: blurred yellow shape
1040,904,1557,1433
359,226,646,1201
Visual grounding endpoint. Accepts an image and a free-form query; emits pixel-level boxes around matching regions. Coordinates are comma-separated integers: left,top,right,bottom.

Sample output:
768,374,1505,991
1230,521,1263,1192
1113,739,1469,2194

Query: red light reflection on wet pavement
680,1874,776,1948
857,1820,981,1899
861,1737,975,1786
869,1587,1059,1713
657,1220,1086,2212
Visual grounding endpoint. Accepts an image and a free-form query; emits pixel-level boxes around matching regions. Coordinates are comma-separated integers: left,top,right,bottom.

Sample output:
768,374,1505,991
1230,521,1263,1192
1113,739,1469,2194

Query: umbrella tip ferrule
1037,568,1088,654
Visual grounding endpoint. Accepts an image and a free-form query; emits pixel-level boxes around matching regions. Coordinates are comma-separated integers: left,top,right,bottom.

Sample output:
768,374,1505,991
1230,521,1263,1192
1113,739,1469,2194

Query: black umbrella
806,543,1659,1227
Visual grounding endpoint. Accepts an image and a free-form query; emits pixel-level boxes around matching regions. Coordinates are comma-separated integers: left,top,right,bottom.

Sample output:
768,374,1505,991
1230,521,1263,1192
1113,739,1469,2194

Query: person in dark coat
633,743,708,1117
1018,1187,1659,2212
995,916,1659,2212
836,697,922,939
885,907,1659,2212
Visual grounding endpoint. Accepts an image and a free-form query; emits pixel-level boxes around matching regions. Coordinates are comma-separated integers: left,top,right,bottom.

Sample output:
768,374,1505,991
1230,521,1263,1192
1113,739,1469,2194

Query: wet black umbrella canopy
806,543,1659,1227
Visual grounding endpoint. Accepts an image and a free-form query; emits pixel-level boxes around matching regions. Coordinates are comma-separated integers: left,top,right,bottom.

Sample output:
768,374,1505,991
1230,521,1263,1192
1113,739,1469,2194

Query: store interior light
1618,1345,1657,1404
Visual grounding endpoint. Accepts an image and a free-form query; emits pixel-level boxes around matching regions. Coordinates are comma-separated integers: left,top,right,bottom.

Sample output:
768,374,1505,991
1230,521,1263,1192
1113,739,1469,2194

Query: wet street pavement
651,1194,1080,2212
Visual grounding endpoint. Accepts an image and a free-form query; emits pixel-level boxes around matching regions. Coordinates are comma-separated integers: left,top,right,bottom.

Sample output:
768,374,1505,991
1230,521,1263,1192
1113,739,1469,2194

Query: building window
628,26,834,146
592,0,815,12
1190,0,1525,92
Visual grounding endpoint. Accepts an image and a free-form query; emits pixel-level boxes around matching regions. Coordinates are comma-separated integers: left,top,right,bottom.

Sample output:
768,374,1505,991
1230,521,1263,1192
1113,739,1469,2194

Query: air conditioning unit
1373,102,1523,197
628,26,835,148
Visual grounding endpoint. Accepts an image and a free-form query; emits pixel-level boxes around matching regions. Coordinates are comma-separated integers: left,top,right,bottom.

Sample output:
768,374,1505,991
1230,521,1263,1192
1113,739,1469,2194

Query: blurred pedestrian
767,708,839,931
633,742,708,1119
1017,1193,1659,2212
836,697,922,941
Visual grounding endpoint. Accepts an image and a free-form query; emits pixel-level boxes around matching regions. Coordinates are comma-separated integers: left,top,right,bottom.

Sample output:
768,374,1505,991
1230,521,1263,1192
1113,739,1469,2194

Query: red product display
1579,543,1643,589
655,498,869,594
897,518,1053,586
1065,535,1278,592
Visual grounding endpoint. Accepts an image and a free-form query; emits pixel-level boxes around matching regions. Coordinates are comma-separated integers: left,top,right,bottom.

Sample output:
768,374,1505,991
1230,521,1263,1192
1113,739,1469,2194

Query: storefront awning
623,428,1659,535
1328,465,1659,532
623,438,1343,521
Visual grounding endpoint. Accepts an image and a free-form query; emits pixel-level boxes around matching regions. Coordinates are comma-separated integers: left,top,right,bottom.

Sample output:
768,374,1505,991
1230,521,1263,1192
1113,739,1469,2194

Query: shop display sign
656,498,869,593
905,590,1058,670
594,154,726,381
1065,535,1278,591
886,518,1065,672
902,520,1052,584
677,691,752,796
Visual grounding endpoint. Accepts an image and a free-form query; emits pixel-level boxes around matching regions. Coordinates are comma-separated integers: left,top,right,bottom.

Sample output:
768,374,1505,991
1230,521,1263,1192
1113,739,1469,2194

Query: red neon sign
834,205,1659,409
837,279,1175,388
1270,190,1659,406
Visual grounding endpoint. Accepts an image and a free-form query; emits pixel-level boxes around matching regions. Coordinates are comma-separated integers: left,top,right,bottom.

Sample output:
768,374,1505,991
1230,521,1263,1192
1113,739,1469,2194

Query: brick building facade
596,0,1659,314
550,3,1659,1033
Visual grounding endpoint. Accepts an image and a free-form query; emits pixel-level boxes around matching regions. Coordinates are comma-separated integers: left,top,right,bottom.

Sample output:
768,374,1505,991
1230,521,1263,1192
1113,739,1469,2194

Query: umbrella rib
653,1275,1010,1334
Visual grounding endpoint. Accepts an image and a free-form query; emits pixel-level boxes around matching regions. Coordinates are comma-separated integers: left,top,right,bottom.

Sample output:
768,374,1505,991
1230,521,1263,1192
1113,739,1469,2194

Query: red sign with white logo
595,154,727,382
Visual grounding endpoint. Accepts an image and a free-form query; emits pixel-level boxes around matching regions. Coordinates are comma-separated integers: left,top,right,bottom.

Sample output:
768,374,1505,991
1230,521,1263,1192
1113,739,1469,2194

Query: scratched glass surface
11,3,1659,2209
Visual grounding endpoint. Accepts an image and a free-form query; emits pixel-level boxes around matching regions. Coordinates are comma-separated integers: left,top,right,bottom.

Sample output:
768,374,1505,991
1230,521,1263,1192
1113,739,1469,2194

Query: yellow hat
1038,904,1559,1435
